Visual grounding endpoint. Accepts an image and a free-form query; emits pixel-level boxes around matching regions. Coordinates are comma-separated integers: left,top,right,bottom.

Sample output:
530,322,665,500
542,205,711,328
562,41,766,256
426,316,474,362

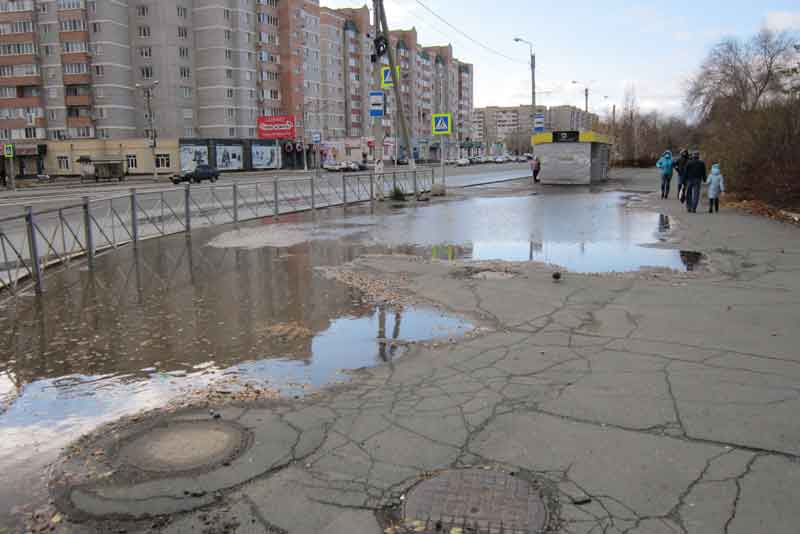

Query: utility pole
377,1,414,169
585,88,589,113
371,0,384,173
514,38,535,157
301,99,308,172
137,80,159,181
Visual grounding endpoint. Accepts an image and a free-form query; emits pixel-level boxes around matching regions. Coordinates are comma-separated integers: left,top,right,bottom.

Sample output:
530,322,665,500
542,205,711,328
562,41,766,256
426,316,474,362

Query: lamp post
513,37,535,156
135,80,159,181
571,80,595,113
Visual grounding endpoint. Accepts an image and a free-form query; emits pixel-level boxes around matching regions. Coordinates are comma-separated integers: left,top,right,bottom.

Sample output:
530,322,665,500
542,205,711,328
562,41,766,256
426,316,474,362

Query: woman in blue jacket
656,150,674,199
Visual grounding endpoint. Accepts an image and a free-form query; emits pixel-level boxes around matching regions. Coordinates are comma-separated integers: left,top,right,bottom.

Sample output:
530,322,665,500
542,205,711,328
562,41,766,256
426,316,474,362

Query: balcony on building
64,84,91,107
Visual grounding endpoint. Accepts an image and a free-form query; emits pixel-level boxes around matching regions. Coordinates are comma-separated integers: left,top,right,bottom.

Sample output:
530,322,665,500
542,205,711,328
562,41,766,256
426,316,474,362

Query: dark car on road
172,164,220,184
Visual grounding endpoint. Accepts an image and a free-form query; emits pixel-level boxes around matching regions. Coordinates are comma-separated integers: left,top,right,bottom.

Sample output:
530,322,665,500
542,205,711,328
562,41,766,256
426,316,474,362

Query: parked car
468,156,481,164
494,156,506,164
172,164,219,184
396,157,410,166
456,158,471,167
324,161,345,172
341,161,361,172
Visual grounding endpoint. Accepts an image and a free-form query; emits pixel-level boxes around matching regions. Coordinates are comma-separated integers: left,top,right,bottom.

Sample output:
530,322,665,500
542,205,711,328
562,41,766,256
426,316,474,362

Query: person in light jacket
656,150,674,199
706,163,725,213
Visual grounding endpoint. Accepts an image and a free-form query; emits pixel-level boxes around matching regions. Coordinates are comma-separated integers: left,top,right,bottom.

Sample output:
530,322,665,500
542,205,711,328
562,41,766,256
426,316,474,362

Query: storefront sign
257,116,296,140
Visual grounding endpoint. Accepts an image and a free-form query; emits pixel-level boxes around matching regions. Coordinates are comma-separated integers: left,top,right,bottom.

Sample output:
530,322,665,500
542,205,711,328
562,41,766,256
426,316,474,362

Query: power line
413,0,529,65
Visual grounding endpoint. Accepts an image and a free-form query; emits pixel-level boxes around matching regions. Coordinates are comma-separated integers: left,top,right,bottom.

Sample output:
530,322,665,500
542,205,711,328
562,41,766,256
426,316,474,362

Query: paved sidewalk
44,171,800,533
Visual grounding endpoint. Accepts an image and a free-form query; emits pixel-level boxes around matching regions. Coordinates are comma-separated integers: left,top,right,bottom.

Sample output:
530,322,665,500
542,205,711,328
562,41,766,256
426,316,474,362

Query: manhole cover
117,420,247,473
403,469,548,533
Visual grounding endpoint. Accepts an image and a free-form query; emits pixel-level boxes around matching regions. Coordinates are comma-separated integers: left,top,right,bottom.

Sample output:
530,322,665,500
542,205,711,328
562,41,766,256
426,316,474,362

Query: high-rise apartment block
0,0,473,175
473,104,598,154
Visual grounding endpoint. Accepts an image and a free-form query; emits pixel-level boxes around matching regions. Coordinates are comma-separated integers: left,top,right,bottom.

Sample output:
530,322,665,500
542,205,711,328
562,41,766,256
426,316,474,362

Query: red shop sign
257,115,296,140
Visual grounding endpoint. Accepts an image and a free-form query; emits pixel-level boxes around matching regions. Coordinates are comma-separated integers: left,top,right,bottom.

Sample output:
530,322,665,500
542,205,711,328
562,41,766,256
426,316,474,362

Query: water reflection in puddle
0,235,469,523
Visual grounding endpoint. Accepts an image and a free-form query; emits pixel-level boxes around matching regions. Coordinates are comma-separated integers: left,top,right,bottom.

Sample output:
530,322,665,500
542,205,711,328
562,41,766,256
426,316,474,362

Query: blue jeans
686,180,701,211
661,174,672,197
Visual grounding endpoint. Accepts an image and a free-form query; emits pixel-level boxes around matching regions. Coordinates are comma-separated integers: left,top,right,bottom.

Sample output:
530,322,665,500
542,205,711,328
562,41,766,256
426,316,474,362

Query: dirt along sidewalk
19,170,800,534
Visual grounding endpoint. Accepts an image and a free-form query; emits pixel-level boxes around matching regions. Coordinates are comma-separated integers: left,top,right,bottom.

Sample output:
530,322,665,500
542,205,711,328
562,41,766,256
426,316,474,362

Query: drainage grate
403,469,548,534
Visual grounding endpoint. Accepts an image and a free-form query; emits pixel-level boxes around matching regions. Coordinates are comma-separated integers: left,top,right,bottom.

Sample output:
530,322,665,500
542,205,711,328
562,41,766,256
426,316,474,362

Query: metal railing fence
0,168,434,295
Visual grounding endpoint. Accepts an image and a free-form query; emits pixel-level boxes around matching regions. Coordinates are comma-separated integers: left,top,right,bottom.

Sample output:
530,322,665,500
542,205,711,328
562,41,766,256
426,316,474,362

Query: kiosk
532,131,611,185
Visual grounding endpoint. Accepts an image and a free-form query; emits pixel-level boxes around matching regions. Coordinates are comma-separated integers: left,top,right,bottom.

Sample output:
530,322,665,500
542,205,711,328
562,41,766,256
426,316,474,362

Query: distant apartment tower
336,6,372,139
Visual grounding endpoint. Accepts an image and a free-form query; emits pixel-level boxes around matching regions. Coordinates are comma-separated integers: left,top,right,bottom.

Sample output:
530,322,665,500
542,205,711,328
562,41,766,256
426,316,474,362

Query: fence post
184,184,191,233
83,196,94,268
370,172,375,201
25,206,43,294
310,177,316,211
392,171,397,192
413,170,418,196
233,183,239,223
273,179,279,219
342,174,347,205
129,188,139,245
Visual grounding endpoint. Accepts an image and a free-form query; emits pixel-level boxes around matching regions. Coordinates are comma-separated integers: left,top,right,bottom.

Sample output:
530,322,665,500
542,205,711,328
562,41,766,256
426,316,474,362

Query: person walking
656,150,674,199
531,156,541,183
675,149,690,203
706,163,725,213
684,151,707,213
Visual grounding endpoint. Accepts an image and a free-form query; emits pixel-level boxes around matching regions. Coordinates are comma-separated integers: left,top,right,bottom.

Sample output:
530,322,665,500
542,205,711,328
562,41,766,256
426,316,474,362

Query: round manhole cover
117,421,247,473
403,469,548,533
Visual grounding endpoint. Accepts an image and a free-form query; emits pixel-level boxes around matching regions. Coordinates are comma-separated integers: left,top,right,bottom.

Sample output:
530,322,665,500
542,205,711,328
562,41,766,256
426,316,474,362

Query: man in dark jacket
684,151,707,213
675,149,690,203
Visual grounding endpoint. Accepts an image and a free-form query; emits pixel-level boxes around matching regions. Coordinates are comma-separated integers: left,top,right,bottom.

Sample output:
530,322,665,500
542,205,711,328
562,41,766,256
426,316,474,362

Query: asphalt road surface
0,162,531,218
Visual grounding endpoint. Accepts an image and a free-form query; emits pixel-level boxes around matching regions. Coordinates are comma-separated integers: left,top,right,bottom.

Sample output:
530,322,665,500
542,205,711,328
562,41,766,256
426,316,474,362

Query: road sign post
432,113,452,186
369,91,384,117
380,66,401,89
4,144,14,190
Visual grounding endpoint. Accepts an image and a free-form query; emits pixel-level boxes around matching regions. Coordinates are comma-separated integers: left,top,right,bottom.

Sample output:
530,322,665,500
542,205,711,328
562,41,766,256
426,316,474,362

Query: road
0,163,531,292
0,162,532,218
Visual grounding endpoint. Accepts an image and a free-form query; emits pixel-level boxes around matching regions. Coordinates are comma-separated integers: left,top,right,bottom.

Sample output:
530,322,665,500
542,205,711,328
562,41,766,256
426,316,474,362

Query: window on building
24,127,37,139
182,109,193,119
177,6,188,18
183,127,194,137
248,127,255,137
179,47,189,58
126,154,137,169
64,63,88,74
92,22,101,33
226,88,234,98
224,9,231,19
139,47,151,57
58,19,86,32
140,66,153,79
180,66,191,79
94,65,104,76
181,86,192,98
155,154,171,168
57,156,70,170
48,110,57,120
87,1,95,13
225,48,232,60
177,27,188,39
138,25,150,38
97,128,110,139
136,5,148,16
225,69,233,79
228,128,235,137
224,29,232,40
226,108,235,119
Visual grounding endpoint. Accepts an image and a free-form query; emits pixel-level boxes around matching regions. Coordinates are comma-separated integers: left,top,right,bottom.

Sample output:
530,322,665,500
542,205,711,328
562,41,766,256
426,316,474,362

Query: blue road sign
432,113,452,135
369,90,384,117
311,132,322,144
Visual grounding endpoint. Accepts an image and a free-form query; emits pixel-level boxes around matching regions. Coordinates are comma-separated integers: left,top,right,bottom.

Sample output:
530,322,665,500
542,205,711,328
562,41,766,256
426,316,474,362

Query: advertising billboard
252,145,280,169
216,145,243,170
180,145,209,172
257,115,296,140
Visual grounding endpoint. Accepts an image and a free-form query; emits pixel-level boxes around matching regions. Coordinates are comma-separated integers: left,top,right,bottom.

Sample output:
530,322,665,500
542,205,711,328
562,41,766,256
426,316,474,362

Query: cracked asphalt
47,171,800,533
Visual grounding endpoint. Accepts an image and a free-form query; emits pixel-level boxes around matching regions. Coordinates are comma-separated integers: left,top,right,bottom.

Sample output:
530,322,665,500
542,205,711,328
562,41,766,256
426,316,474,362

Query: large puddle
0,232,469,524
0,189,694,524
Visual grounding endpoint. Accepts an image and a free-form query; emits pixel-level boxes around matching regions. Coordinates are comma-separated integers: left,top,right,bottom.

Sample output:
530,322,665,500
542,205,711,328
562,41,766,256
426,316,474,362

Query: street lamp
135,80,159,181
571,80,595,113
513,37,535,156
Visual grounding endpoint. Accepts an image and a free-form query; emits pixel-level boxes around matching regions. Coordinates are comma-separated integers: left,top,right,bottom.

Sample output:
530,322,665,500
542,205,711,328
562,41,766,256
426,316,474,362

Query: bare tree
688,29,797,117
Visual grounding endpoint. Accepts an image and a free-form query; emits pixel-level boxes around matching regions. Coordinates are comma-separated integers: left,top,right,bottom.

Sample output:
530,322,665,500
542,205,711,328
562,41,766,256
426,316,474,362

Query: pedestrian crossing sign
432,113,452,135
381,66,401,88
3,144,13,159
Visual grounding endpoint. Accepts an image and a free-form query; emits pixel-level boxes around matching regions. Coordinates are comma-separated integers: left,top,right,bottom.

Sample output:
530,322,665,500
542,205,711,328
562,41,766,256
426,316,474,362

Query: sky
322,0,800,118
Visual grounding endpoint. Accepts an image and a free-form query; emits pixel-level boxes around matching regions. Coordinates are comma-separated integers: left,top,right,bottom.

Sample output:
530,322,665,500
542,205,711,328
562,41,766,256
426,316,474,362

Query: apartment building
473,104,599,153
0,0,473,176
